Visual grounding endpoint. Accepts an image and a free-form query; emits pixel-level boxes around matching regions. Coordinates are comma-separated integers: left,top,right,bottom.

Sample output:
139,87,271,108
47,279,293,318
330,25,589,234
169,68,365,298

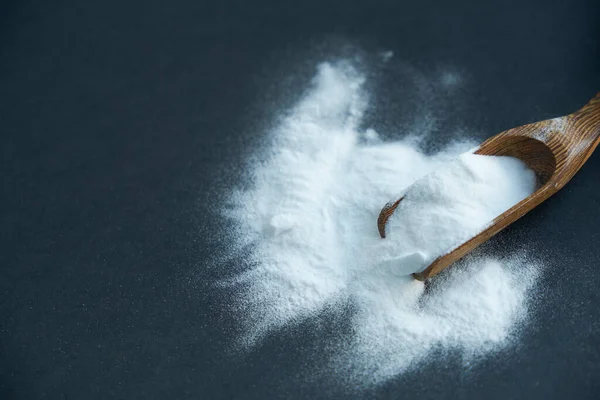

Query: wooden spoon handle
538,92,600,185
571,91,600,142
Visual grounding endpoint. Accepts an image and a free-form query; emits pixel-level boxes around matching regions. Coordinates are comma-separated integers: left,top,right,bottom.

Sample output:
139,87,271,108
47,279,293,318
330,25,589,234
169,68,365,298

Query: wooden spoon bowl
378,92,600,281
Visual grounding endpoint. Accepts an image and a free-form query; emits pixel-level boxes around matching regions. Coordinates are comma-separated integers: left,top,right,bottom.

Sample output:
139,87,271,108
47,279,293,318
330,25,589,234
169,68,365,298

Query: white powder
377,153,536,275
221,61,540,384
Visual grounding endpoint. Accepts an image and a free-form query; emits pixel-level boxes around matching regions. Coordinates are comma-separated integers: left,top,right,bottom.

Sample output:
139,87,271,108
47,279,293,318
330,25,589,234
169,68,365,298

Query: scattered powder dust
533,116,568,142
220,61,541,384
380,50,394,62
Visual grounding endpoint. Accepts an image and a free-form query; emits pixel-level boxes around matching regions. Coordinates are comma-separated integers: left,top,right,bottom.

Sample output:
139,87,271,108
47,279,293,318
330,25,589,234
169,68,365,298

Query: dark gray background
1,0,599,398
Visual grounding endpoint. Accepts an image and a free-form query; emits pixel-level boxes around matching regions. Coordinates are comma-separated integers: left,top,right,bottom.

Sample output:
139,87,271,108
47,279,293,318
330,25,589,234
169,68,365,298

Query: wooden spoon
377,92,600,281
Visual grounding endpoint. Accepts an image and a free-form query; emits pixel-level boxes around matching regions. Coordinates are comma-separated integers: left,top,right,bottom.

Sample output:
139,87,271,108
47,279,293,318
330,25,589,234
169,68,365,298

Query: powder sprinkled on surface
221,61,540,383
533,116,568,142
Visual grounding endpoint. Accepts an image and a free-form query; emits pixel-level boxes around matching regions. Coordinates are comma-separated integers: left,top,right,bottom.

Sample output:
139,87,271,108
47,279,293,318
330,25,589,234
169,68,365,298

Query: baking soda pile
221,61,540,383
377,152,536,275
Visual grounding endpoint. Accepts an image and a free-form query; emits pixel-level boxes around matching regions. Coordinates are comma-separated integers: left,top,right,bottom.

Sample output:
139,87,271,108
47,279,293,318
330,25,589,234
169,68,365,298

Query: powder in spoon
219,61,540,385
376,152,537,275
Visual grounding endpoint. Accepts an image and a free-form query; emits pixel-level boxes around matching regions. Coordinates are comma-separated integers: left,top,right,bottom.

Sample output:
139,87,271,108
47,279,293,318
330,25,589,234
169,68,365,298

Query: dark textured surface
1,0,599,398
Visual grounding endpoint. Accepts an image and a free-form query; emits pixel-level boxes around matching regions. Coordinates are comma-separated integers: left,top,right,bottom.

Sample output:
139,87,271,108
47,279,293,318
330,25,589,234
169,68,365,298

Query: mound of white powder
377,152,537,275
222,61,540,384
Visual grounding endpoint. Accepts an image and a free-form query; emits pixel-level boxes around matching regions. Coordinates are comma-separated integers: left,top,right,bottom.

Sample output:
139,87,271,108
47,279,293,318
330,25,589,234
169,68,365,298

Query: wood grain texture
378,92,600,281
377,197,403,238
